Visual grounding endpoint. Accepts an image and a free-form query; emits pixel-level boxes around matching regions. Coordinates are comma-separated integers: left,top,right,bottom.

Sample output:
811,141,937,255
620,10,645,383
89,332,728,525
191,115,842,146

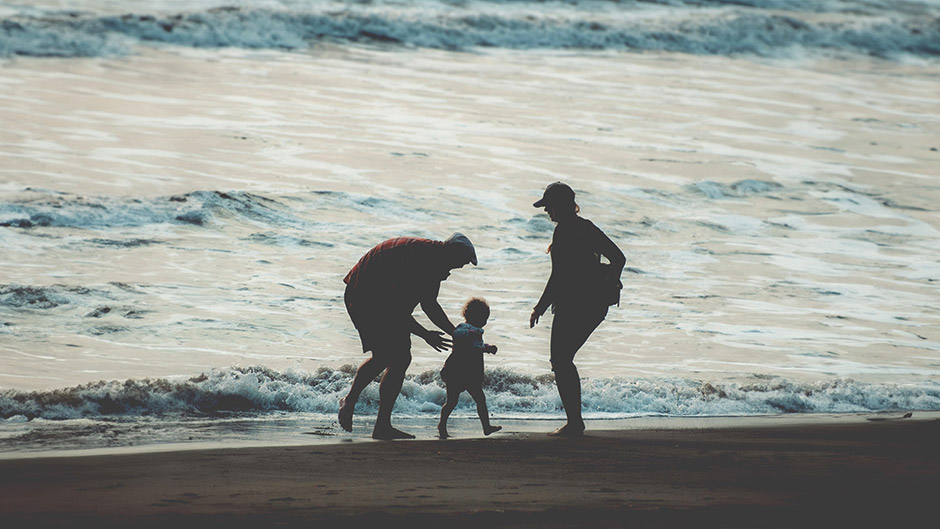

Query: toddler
438,297,501,438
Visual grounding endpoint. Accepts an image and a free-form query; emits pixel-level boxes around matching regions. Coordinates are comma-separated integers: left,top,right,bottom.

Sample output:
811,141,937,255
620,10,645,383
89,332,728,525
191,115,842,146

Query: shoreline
3,410,936,460
1,410,936,460
2,412,938,528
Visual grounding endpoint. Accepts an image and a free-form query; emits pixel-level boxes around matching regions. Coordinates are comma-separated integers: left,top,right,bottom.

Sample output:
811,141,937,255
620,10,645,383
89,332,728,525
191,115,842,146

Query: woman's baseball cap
533,182,575,208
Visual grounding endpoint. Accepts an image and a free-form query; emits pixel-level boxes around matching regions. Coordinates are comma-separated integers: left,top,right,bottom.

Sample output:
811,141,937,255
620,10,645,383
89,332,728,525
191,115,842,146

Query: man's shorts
344,286,411,355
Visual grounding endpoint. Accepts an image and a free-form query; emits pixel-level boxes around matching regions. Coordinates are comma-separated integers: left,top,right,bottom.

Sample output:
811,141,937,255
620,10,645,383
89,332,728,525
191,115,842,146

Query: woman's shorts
549,304,608,370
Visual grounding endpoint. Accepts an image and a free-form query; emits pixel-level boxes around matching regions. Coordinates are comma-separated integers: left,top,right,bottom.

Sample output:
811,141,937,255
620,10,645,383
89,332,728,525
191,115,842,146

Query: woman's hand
530,309,542,328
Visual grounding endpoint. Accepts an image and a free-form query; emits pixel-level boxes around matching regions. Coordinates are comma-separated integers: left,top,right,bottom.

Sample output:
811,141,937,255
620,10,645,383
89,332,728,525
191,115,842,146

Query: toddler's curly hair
462,297,490,323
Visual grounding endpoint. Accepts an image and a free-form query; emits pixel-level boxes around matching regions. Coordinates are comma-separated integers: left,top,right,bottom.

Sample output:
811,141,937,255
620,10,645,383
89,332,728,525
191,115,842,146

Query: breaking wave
3,365,939,421
0,189,306,230
1,2,938,59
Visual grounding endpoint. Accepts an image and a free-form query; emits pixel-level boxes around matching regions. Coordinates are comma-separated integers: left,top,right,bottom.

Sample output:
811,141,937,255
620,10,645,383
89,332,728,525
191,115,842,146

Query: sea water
1,0,939,454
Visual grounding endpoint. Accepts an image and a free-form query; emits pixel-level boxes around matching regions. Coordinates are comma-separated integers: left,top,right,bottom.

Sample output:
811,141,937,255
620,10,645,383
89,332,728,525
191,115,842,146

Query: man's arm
408,316,451,352
413,282,454,351
420,282,456,336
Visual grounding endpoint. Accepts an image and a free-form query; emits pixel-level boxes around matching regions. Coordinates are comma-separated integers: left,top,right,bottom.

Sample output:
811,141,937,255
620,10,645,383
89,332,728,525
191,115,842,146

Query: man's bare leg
339,355,386,432
372,360,414,440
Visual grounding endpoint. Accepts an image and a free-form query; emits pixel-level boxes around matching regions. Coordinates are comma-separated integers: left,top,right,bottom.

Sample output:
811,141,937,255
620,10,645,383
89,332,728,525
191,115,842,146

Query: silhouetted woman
529,182,625,436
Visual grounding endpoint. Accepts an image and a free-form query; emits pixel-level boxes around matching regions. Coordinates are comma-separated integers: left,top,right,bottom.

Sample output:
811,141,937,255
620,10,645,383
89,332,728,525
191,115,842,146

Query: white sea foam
2,366,937,422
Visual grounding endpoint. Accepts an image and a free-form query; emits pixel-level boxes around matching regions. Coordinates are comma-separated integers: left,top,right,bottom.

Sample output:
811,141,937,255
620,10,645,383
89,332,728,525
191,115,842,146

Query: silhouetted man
338,233,477,439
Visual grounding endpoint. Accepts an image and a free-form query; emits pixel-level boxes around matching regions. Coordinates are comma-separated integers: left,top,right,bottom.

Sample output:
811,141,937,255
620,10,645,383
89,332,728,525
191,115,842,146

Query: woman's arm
593,222,625,279
531,267,556,328
535,268,556,310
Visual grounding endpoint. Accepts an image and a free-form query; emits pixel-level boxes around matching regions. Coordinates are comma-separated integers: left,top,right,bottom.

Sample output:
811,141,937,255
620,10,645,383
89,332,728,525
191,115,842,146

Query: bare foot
483,425,502,436
372,425,416,440
548,423,584,437
438,423,449,439
338,397,353,432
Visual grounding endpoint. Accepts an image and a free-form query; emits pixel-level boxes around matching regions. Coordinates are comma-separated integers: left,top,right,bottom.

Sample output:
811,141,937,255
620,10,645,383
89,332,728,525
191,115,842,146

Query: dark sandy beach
2,414,938,528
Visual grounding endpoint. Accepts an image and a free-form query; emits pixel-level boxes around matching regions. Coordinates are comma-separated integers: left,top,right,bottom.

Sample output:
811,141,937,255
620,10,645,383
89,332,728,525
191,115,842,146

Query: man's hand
423,330,452,352
484,344,498,355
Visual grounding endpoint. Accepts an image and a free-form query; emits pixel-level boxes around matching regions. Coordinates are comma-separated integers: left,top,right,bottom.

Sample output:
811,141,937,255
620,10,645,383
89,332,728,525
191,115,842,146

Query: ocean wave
0,284,110,310
0,188,445,233
689,179,784,199
3,365,938,421
1,4,938,59
0,189,305,230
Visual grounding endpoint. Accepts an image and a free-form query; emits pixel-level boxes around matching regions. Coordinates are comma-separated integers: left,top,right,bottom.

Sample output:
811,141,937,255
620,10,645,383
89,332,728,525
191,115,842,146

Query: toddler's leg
468,386,501,436
438,386,461,439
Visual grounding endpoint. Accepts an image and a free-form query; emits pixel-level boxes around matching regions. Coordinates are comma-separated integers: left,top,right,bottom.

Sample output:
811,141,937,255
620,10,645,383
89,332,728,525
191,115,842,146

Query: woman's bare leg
550,362,584,436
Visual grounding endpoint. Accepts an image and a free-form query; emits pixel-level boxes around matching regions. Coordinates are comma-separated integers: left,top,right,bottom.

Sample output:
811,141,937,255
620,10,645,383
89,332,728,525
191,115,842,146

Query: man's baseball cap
533,182,575,208
445,232,477,266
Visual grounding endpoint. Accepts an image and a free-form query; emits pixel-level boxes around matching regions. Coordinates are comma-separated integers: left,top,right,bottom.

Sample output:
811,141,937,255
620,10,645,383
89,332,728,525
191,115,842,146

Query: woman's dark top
534,216,625,315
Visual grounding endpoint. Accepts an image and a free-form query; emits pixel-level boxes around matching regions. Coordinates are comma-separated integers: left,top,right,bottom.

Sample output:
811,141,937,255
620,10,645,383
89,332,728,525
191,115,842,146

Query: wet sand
2,414,938,528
